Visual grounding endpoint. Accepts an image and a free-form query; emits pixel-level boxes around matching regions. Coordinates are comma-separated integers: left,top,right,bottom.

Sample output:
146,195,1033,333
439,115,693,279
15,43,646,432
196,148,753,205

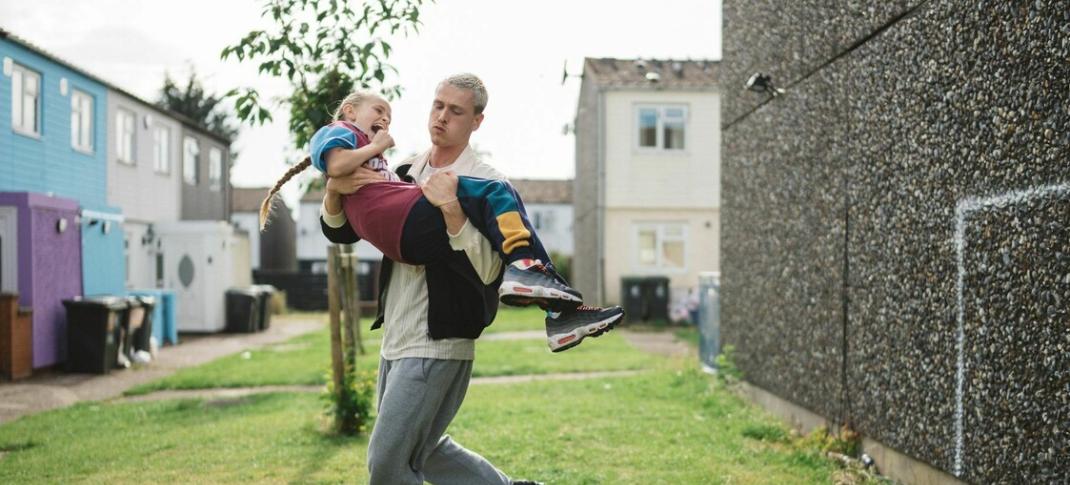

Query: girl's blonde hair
258,90,380,231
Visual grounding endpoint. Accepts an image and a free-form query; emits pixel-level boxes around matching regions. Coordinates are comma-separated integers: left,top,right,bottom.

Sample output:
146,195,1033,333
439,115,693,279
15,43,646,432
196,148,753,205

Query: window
636,105,687,151
70,89,93,152
532,210,554,231
116,109,136,164
208,147,223,191
153,125,171,174
183,136,199,185
635,223,687,270
11,64,41,136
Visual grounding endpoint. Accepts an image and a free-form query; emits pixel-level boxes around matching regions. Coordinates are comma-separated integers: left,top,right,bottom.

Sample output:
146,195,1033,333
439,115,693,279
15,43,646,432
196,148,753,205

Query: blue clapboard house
0,30,126,299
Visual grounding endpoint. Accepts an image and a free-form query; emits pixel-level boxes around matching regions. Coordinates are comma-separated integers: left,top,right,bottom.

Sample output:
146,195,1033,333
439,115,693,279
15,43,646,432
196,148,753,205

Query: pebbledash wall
721,1,1068,483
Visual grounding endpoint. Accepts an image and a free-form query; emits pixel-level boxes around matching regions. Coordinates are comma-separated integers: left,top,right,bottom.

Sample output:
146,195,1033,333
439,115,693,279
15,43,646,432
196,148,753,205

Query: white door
167,237,205,331
0,207,18,294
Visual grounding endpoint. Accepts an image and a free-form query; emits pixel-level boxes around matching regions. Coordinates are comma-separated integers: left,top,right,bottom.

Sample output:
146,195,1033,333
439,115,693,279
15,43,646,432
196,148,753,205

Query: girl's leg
454,177,545,266
398,198,455,265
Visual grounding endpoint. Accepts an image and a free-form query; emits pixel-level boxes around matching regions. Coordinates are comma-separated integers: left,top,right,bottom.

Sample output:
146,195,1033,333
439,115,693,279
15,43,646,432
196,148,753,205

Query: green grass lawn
127,308,658,395
0,306,865,483
0,370,839,484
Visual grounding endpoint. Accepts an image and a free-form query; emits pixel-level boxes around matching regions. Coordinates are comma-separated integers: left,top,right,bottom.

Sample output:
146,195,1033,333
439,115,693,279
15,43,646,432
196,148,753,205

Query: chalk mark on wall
952,182,1070,477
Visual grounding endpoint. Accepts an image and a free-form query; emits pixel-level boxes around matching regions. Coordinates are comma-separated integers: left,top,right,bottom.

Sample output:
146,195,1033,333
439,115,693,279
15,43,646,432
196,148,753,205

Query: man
320,74,557,484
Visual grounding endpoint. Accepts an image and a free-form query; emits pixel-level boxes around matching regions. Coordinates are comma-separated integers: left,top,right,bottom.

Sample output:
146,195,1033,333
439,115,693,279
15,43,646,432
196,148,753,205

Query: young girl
261,92,624,351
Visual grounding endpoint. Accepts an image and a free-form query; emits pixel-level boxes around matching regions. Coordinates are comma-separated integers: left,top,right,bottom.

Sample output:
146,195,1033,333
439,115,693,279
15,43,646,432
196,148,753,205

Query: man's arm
422,170,503,285
320,193,360,244
319,166,390,244
447,219,504,285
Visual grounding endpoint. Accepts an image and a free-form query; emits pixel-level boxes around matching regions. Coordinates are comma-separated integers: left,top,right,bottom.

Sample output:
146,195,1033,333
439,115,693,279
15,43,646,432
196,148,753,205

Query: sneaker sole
547,311,625,353
499,282,582,312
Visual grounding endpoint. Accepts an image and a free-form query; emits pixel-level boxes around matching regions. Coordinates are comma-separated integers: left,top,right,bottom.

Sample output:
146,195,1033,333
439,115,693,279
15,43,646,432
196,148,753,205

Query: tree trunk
326,244,346,432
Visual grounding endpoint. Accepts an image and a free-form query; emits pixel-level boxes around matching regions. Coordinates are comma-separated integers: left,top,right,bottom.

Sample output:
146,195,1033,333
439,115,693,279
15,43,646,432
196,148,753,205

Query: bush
548,251,571,283
715,344,742,384
321,366,376,436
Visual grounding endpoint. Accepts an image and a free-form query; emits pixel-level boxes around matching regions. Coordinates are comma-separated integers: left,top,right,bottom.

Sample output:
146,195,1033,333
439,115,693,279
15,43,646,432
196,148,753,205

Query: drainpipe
596,88,606,304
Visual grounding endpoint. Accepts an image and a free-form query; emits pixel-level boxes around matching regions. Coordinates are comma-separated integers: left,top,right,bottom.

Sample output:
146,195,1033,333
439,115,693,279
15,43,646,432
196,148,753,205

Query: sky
1,0,721,209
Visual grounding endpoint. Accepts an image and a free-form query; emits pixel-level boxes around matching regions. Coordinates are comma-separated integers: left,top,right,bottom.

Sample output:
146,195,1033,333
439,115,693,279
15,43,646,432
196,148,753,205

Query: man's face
428,83,484,148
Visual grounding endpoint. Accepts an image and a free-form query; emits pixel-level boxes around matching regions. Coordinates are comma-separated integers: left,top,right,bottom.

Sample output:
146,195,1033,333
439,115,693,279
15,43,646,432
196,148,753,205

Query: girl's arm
324,128,394,177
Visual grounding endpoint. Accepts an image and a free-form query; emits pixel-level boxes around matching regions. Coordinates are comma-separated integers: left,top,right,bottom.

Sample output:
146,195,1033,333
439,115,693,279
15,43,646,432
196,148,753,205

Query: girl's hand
371,127,395,151
326,166,387,195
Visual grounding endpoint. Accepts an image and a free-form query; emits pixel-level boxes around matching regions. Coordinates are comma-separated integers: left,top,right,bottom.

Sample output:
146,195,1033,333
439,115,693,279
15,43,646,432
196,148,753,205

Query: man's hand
421,170,459,207
370,127,395,152
326,165,388,195
423,171,467,234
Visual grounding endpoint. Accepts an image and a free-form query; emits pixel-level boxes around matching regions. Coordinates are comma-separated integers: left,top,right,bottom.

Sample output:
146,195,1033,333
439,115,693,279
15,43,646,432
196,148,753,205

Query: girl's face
343,96,392,133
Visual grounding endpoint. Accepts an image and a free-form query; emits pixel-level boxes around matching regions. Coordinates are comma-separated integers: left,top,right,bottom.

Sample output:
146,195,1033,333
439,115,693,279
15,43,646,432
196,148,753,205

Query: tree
221,0,430,149
157,70,241,144
221,1,429,435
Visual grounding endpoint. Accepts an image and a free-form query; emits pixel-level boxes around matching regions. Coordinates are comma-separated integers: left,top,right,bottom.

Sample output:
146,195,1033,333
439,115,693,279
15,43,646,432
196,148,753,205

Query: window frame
208,147,223,191
115,108,137,165
70,88,94,153
11,63,41,138
634,104,689,153
632,221,688,273
183,136,200,185
153,125,172,175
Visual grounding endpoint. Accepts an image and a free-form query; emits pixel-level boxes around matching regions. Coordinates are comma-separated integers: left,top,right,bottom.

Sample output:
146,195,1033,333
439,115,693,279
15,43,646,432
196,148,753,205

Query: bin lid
64,295,128,310
226,287,259,296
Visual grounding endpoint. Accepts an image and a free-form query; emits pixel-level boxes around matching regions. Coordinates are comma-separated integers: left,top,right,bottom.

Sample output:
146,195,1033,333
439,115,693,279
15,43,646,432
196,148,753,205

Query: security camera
745,72,785,97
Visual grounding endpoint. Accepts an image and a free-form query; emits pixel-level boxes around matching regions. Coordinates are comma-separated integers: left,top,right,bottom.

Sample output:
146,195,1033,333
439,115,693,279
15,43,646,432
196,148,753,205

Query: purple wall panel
0,192,83,368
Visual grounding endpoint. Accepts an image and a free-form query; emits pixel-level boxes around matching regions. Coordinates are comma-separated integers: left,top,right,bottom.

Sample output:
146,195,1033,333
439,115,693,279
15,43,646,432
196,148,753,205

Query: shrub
321,366,376,436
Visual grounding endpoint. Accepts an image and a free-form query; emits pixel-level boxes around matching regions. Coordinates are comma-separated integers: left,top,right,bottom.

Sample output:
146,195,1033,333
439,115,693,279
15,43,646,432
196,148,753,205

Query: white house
104,90,183,289
297,189,381,272
573,58,721,305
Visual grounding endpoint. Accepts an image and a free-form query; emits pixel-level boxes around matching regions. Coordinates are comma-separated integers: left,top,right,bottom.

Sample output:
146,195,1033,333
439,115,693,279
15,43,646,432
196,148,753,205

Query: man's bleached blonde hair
442,73,488,114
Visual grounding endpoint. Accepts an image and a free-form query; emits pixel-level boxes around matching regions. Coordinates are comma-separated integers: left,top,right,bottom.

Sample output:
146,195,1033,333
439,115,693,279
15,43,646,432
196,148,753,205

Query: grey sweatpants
368,357,512,485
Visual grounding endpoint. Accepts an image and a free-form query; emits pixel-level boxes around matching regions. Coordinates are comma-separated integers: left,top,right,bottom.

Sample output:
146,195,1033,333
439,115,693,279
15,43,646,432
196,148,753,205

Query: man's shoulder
466,159,507,181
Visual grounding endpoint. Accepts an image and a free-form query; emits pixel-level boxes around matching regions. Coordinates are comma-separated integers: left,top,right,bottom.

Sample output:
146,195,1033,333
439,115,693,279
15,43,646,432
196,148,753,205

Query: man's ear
472,113,484,132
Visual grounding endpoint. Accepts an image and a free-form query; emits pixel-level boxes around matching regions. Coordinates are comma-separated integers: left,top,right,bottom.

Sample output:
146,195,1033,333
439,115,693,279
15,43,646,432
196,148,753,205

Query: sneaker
499,262,582,312
546,305,625,352
512,481,544,485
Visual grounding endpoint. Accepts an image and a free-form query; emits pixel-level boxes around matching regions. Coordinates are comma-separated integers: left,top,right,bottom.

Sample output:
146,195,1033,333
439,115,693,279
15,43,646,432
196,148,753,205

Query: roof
301,188,326,203
509,179,572,204
583,57,720,90
0,28,231,145
232,187,287,213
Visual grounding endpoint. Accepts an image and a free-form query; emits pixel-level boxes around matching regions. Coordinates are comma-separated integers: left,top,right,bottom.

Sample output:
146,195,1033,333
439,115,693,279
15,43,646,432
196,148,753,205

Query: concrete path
480,330,544,341
619,329,694,358
115,369,647,404
1,325,694,421
0,315,324,424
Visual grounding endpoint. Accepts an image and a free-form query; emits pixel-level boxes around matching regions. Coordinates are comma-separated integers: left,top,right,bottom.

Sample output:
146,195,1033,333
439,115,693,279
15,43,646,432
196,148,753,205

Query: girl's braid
259,156,312,231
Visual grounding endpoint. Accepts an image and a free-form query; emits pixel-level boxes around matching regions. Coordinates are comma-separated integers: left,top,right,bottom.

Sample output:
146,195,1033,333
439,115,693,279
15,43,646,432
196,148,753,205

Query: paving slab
0,315,324,424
